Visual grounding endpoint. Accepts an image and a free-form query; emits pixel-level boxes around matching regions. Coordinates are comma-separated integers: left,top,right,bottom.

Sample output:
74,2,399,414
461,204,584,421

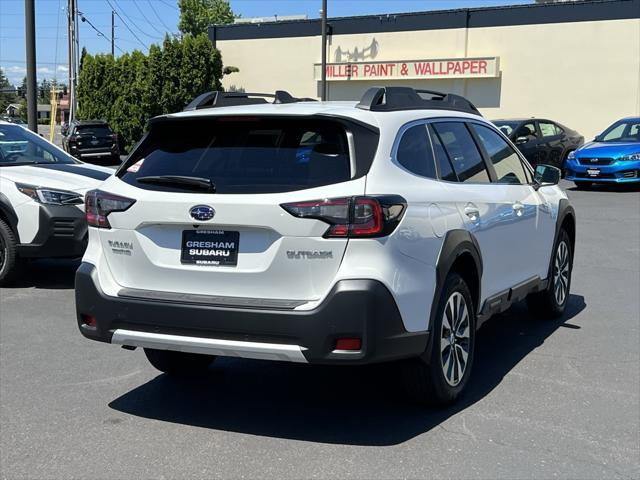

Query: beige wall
218,18,640,139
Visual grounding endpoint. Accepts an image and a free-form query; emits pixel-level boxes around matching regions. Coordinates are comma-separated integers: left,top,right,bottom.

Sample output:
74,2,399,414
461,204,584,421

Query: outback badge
189,205,215,221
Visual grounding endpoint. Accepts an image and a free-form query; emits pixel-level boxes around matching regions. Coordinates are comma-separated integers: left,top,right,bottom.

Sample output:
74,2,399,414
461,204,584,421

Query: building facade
209,0,640,139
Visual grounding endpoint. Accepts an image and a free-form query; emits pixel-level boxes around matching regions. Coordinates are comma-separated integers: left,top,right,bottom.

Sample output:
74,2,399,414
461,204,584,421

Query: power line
79,11,126,54
131,0,165,36
158,0,179,11
112,0,163,40
146,0,175,34
105,0,149,49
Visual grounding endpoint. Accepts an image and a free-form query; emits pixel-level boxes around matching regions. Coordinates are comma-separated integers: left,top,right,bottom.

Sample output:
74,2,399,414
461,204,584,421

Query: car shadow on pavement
10,259,79,289
109,294,586,446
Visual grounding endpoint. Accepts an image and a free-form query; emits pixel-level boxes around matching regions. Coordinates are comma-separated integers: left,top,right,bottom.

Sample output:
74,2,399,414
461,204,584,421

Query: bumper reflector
334,338,362,351
81,314,97,328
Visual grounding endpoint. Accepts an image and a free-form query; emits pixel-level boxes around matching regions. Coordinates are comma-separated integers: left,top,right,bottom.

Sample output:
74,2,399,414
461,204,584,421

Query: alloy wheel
440,291,471,387
553,240,570,305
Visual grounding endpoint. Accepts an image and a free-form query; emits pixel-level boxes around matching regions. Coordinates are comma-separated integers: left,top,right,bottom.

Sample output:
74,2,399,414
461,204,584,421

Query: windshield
599,119,640,143
491,121,521,138
119,117,353,194
0,124,78,166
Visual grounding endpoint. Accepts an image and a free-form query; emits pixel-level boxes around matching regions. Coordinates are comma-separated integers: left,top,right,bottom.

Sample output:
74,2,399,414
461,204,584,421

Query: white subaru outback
76,88,575,405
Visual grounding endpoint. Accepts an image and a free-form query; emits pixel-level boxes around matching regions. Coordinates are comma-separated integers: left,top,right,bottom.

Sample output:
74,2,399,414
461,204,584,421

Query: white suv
76,88,575,405
0,121,112,284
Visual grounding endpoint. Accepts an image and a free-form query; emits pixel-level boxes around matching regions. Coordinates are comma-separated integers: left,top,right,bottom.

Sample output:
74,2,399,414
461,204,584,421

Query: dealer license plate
587,168,601,177
181,229,239,266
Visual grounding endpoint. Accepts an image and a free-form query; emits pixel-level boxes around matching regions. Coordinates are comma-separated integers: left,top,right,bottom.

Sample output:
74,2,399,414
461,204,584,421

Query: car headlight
16,183,83,205
567,151,576,160
620,153,640,161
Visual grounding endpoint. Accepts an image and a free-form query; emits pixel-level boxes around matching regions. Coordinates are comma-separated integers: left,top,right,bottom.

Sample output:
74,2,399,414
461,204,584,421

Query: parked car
0,120,112,284
0,116,28,127
62,120,120,165
565,117,640,189
492,118,584,170
76,88,575,406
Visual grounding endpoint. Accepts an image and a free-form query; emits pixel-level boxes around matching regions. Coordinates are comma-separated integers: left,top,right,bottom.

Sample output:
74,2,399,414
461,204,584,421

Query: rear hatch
95,115,378,303
74,124,115,151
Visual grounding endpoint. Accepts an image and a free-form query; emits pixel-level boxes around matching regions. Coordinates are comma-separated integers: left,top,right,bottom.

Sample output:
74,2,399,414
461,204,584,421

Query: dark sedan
62,120,120,165
492,118,584,170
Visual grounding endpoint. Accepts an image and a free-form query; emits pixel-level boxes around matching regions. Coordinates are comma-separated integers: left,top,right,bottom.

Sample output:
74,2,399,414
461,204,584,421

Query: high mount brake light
281,196,406,238
85,190,136,229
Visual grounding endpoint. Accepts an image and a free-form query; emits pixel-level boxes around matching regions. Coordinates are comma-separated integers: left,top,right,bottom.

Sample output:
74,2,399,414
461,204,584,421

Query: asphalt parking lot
1,181,638,479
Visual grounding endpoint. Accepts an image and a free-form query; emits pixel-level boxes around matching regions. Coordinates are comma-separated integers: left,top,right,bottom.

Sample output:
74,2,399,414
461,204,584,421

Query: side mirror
534,164,561,188
515,136,529,145
594,135,602,142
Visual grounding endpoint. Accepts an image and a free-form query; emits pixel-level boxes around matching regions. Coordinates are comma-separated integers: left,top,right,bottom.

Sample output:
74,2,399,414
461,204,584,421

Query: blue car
565,117,640,189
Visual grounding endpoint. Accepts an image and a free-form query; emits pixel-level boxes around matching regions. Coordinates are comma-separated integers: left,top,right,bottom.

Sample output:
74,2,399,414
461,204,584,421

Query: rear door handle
512,202,525,217
464,205,480,222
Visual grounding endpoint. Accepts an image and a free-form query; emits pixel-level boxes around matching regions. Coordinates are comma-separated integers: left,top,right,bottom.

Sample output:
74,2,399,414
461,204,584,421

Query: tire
402,273,476,406
0,218,22,286
574,181,592,190
527,228,572,319
144,348,216,377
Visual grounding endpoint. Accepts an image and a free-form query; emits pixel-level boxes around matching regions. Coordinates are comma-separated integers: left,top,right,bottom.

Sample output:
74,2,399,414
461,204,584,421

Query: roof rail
183,90,315,111
356,87,481,116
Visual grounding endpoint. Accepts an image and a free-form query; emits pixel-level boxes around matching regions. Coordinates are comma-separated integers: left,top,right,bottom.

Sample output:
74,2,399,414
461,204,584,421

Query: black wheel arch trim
550,198,576,280
423,229,483,363
0,193,19,241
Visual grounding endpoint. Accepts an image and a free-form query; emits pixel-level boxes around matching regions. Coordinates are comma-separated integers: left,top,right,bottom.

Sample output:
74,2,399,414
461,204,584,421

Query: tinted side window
515,122,537,139
427,124,457,182
396,124,436,178
471,124,529,185
539,122,560,137
432,122,490,183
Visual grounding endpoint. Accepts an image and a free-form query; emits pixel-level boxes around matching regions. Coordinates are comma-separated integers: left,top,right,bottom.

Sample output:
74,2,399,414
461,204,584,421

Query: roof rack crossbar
356,87,482,116
183,90,316,111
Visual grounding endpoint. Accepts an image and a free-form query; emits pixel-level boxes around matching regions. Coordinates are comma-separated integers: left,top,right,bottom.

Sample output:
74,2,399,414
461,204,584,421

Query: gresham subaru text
75,88,575,406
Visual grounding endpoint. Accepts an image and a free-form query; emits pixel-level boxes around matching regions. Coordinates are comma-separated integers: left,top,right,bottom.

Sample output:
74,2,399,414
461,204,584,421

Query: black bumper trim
118,287,307,310
17,204,87,258
76,263,428,365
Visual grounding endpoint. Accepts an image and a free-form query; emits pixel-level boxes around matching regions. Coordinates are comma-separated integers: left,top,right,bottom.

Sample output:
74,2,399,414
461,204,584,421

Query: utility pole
68,0,75,121
111,11,115,56
25,0,38,132
320,0,328,101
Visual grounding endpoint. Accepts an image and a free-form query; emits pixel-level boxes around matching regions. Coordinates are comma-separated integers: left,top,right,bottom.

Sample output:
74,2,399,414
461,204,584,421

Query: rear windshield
75,125,113,136
119,117,352,194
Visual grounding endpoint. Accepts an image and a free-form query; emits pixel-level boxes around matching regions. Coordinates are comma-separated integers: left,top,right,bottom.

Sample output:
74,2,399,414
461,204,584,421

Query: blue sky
0,0,531,85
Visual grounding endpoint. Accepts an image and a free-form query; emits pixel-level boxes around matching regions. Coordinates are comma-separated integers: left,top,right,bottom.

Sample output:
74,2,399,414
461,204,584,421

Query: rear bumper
17,204,87,258
75,263,428,365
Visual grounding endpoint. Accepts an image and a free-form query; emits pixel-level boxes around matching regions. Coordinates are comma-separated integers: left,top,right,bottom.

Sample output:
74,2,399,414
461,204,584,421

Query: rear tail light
85,189,135,229
281,195,406,238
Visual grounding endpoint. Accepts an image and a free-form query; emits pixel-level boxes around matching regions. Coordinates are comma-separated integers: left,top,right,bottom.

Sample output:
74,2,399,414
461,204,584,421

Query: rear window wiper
136,175,216,192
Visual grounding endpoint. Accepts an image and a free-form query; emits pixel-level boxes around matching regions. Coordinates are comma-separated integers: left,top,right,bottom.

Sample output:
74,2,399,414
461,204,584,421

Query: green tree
0,68,17,112
76,33,224,151
39,78,51,103
178,0,235,37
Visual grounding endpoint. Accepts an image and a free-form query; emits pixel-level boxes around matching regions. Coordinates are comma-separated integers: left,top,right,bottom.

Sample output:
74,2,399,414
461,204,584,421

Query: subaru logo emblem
189,205,215,221
590,158,599,163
